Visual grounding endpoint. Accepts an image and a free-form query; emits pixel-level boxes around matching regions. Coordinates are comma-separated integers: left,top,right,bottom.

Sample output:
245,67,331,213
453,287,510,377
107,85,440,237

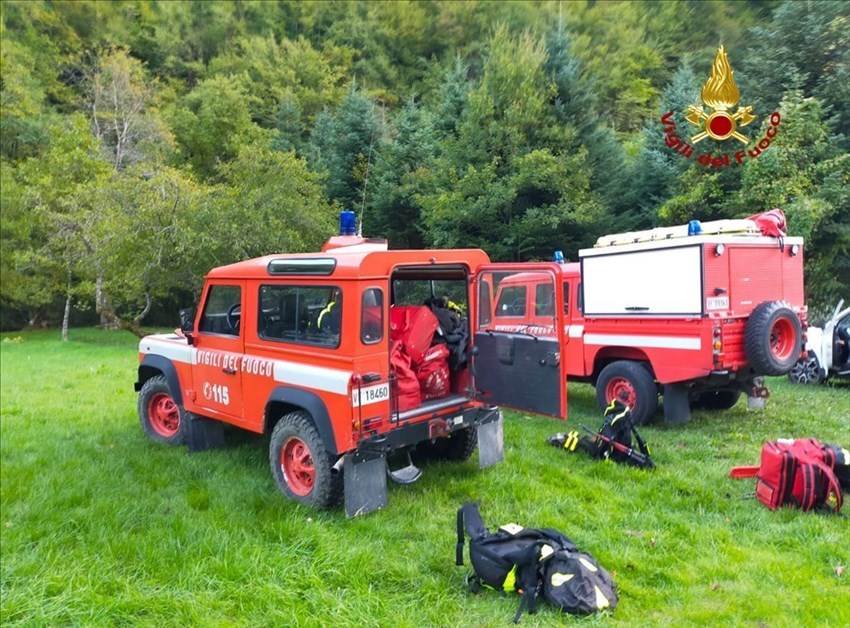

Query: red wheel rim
769,318,796,361
605,377,636,408
148,392,180,437
281,437,315,497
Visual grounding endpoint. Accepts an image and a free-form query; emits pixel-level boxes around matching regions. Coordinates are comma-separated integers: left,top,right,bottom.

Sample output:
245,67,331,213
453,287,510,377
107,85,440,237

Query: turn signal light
713,340,722,350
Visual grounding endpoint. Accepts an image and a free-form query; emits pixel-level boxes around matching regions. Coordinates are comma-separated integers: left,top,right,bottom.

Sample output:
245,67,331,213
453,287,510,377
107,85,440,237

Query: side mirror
179,308,195,343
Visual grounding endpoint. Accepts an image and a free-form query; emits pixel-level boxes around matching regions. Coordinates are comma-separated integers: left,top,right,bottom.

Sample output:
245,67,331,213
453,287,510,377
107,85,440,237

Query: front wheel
269,411,341,509
787,353,824,385
138,375,187,445
595,361,658,426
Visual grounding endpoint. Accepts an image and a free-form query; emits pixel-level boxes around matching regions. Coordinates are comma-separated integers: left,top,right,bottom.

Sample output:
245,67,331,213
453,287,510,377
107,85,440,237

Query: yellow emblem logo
685,45,755,144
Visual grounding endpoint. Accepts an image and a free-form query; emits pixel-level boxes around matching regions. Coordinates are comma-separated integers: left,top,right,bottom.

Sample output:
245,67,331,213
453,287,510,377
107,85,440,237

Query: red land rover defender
135,212,572,515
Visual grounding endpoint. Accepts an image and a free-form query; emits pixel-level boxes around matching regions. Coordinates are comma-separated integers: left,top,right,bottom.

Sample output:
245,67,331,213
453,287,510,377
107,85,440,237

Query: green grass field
1,329,848,626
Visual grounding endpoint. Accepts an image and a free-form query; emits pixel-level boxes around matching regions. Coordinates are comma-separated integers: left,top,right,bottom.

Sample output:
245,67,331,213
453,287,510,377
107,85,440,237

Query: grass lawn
1,328,848,625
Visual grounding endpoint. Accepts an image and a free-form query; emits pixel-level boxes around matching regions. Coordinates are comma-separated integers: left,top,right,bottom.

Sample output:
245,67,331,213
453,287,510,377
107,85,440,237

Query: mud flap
477,409,505,469
663,384,691,425
186,413,226,452
344,451,388,518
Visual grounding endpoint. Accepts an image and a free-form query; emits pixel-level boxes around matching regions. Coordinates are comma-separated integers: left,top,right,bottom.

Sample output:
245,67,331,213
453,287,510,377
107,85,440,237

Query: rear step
387,450,422,485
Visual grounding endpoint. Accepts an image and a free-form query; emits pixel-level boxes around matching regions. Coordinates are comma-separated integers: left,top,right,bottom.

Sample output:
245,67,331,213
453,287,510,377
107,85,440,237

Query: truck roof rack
595,219,761,248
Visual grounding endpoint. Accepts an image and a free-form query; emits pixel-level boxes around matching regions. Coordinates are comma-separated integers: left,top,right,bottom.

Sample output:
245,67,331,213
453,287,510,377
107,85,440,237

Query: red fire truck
488,216,806,424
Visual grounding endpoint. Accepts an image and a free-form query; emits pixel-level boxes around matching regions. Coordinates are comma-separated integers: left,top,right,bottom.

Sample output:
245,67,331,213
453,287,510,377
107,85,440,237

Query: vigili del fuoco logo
661,45,780,168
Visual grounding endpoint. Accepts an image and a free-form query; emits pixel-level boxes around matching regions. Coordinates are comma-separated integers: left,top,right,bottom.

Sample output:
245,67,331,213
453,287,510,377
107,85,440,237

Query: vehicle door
825,300,850,369
192,281,245,421
472,264,567,418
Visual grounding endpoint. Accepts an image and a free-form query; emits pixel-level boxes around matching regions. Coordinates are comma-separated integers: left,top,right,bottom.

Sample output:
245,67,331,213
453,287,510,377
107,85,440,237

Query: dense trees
1,0,847,333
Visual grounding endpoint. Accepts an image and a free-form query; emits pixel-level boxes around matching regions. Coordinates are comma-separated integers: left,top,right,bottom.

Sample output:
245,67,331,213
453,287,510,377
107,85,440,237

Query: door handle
222,368,237,375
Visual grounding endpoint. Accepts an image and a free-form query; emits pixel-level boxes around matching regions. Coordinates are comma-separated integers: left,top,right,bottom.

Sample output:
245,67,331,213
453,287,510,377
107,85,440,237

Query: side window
535,283,555,317
495,285,527,317
563,282,570,316
199,285,241,336
361,288,384,344
478,281,492,327
577,282,583,314
258,285,342,348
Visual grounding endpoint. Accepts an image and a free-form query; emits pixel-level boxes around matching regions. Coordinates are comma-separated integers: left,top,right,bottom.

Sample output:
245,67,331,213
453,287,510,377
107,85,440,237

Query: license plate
351,383,390,407
707,296,729,310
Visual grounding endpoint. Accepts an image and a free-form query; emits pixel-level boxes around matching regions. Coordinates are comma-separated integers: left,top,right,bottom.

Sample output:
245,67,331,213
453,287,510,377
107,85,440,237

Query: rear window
361,288,384,344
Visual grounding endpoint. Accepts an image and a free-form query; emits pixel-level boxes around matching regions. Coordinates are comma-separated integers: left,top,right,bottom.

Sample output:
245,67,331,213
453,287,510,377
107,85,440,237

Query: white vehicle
788,299,850,384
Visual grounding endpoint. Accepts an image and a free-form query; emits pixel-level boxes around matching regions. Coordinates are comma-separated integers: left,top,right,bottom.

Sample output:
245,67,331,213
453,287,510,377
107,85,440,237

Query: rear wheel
138,375,187,445
745,301,802,375
694,389,741,410
595,361,658,426
269,411,341,508
418,426,478,461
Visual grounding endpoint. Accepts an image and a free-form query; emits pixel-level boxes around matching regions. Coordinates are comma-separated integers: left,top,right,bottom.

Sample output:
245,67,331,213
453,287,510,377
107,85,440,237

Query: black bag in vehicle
456,503,617,621
426,297,469,370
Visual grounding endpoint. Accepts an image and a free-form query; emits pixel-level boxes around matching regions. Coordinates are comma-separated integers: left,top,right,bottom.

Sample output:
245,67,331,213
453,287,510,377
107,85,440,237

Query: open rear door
473,264,567,419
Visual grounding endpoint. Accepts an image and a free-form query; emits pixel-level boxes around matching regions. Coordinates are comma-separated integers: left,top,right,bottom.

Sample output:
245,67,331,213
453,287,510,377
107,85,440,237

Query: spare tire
745,301,802,376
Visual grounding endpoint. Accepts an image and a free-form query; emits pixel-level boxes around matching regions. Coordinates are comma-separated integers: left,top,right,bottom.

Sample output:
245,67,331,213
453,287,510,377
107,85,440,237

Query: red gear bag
730,438,844,512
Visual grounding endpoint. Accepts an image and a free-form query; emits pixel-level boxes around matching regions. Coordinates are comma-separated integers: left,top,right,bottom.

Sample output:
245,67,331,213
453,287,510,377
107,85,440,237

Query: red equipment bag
416,344,450,400
747,208,787,237
390,306,439,364
730,438,845,512
390,340,421,412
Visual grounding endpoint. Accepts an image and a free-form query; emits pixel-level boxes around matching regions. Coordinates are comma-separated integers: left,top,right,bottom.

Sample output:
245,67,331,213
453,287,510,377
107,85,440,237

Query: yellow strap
317,301,336,328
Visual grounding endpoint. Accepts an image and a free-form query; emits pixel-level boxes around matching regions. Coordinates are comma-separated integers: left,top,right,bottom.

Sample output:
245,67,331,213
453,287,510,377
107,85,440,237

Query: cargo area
387,266,472,415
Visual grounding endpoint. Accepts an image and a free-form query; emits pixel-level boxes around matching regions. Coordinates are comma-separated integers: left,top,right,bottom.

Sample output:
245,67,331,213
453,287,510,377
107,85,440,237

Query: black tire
269,411,341,509
787,352,824,385
418,426,478,461
138,375,188,445
745,301,802,376
694,389,741,410
595,361,659,426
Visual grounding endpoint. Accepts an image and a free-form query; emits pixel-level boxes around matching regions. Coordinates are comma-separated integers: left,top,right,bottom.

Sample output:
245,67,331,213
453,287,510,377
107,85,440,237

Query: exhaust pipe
331,455,345,476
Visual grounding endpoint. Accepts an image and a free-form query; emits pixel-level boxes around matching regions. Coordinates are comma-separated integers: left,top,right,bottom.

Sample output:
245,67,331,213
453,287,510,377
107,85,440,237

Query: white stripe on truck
583,333,701,351
140,335,351,395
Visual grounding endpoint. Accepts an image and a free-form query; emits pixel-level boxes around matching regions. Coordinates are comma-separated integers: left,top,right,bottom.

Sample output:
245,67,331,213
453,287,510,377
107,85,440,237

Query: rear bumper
355,405,500,455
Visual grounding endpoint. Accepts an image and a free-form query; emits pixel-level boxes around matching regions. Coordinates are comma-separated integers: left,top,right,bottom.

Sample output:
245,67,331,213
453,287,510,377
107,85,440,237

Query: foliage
1,0,848,330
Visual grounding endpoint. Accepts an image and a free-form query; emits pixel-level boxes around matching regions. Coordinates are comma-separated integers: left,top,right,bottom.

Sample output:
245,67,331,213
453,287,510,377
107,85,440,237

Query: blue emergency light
339,210,357,236
688,220,702,236
553,250,565,263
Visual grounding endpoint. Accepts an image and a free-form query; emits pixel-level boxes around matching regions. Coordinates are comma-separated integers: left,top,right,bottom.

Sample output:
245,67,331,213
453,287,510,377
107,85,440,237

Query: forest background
1,0,848,334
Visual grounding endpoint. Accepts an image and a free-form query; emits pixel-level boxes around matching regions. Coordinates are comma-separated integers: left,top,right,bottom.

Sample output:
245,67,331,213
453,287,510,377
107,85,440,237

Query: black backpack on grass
455,503,618,622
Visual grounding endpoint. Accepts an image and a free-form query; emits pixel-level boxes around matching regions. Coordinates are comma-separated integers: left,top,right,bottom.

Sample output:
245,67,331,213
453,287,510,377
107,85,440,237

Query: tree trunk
62,293,71,341
96,274,109,327
96,291,151,339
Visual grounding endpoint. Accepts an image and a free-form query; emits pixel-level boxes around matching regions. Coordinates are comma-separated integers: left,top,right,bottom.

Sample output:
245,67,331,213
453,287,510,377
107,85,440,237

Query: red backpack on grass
730,439,849,512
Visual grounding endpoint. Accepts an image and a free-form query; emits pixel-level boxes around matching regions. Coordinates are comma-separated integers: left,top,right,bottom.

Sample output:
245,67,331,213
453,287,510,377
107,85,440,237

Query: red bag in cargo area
416,344,450,400
390,340,421,412
390,306,439,364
